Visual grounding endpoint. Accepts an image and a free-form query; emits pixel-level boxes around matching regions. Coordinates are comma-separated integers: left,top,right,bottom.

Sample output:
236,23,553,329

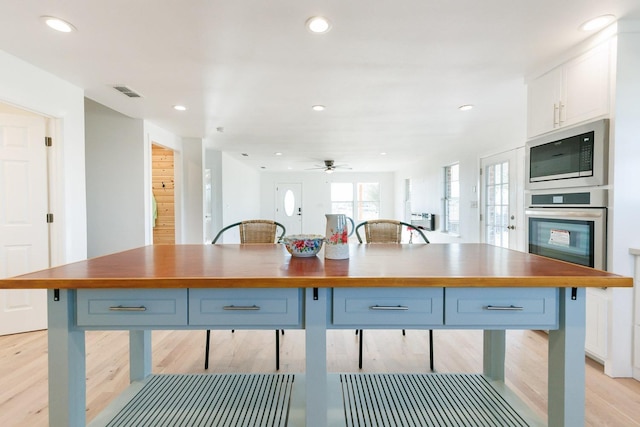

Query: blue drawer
189,288,301,327
445,288,558,328
76,289,188,327
332,288,444,327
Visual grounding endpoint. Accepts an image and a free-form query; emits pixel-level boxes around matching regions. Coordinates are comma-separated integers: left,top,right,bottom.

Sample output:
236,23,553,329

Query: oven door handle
525,209,605,219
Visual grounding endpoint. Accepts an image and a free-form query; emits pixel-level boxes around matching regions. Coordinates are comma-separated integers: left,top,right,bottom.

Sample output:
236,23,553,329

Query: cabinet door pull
559,102,566,124
223,305,261,311
369,305,409,311
109,305,147,312
553,103,560,126
484,305,524,311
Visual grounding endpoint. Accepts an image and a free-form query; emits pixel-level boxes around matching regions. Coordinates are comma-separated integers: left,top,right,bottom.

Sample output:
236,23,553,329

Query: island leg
483,330,506,381
305,287,327,427
47,289,86,427
548,287,586,427
130,330,152,381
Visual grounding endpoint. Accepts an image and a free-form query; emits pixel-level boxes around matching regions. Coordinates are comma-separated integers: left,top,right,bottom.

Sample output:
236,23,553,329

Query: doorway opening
152,144,175,244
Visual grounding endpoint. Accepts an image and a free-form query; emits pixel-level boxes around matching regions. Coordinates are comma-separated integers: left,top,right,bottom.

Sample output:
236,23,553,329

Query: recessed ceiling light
275,152,283,156
380,152,387,156
580,14,616,32
312,105,326,111
173,105,187,111
306,16,331,34
41,16,76,33
458,104,474,111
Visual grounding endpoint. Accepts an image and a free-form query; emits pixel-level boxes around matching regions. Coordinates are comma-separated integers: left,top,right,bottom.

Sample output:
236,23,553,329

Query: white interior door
0,113,49,335
480,148,525,251
275,183,302,235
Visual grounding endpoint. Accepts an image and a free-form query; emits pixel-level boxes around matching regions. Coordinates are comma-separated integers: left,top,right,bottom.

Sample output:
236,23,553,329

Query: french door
480,148,525,251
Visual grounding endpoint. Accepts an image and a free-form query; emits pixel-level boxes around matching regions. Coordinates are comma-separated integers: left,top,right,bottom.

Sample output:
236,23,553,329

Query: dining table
0,243,632,427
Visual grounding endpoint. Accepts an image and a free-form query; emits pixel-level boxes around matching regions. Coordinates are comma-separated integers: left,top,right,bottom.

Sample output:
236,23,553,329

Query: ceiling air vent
113,85,142,98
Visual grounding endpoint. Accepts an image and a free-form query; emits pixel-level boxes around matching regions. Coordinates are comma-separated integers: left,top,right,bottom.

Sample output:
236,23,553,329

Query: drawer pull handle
369,305,409,311
484,305,524,311
223,305,261,311
109,305,147,312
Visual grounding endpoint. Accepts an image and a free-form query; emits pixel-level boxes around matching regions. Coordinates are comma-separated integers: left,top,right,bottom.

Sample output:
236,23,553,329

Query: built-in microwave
525,119,609,190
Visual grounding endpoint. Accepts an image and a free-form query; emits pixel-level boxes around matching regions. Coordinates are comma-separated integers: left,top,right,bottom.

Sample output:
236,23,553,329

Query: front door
275,183,302,235
480,148,524,251
0,113,49,335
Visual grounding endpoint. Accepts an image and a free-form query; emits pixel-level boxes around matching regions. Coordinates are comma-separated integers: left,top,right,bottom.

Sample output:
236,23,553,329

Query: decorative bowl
283,234,324,257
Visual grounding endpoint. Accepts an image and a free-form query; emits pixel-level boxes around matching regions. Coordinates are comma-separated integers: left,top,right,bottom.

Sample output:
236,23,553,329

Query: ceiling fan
306,160,352,174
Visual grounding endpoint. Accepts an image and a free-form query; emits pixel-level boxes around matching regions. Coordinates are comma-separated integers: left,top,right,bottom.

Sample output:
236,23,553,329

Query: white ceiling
1,1,639,172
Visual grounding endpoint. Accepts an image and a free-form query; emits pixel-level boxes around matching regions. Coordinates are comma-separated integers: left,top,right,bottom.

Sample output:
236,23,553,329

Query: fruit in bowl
283,234,324,257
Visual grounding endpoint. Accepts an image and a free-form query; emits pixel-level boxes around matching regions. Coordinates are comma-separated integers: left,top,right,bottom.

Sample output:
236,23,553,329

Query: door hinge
45,136,53,147
46,213,54,223
479,213,483,221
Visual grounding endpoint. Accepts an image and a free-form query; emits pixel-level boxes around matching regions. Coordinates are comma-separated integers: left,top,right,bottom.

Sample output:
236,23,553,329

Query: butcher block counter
0,243,632,427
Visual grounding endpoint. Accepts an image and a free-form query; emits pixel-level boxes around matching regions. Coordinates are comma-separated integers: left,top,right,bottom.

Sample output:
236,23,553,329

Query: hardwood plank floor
1,328,639,426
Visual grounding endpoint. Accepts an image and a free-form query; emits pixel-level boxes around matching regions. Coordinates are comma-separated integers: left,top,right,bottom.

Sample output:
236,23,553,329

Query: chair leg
204,330,211,370
358,329,363,369
275,329,280,370
429,329,434,371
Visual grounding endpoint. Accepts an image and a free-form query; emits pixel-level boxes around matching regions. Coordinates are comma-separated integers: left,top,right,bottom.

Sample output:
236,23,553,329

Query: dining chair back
205,219,286,370
355,219,429,244
354,219,433,371
212,219,286,244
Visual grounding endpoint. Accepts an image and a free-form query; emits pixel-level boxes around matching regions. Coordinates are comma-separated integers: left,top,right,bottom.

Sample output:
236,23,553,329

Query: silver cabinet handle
484,305,524,311
109,305,147,311
223,305,261,311
369,305,409,311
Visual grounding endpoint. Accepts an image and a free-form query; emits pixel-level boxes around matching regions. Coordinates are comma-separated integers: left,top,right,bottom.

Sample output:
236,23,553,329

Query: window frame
330,181,381,222
443,163,460,235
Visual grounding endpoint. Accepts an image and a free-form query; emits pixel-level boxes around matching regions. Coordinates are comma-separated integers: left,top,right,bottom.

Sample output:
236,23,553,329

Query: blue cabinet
332,288,444,327
445,288,558,328
189,288,301,327
77,289,188,327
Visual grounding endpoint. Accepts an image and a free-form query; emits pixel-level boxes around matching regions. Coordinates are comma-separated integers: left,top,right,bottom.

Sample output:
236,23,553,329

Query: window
331,182,380,221
330,183,354,217
444,163,460,234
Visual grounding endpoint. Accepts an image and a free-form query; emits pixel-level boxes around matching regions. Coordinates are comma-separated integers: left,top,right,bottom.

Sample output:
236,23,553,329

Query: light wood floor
1,328,640,426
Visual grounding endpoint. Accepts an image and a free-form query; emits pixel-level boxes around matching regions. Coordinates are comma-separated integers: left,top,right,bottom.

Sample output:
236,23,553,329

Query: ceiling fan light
324,168,334,174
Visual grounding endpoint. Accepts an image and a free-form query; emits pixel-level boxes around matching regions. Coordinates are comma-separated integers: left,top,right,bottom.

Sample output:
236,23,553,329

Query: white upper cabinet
527,40,612,138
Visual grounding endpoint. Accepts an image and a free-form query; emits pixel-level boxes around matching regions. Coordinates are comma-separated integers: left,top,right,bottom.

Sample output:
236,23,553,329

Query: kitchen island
0,243,632,427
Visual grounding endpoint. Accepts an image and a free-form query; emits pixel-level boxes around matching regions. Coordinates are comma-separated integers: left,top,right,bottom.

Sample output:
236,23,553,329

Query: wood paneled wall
152,145,175,244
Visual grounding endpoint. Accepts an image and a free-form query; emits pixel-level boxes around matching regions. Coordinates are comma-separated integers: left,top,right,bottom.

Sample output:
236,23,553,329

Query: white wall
204,149,223,243
85,99,145,257
0,50,86,265
181,138,204,244
607,19,640,377
218,153,262,243
394,150,484,244
144,121,184,244
260,171,395,237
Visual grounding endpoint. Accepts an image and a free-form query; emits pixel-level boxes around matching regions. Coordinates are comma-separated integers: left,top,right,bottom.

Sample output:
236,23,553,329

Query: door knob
507,225,516,230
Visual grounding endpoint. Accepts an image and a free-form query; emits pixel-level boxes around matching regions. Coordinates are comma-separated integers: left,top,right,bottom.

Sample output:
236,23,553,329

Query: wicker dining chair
354,219,434,371
205,220,286,370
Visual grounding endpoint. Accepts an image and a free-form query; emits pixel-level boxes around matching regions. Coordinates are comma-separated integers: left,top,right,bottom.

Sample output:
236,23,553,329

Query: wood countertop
0,243,632,289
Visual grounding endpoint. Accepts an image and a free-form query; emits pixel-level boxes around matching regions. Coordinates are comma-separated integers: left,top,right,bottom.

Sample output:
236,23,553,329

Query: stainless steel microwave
525,119,609,190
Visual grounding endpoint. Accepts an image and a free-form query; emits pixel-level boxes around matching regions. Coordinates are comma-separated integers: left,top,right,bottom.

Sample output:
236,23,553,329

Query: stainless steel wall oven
526,189,607,270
